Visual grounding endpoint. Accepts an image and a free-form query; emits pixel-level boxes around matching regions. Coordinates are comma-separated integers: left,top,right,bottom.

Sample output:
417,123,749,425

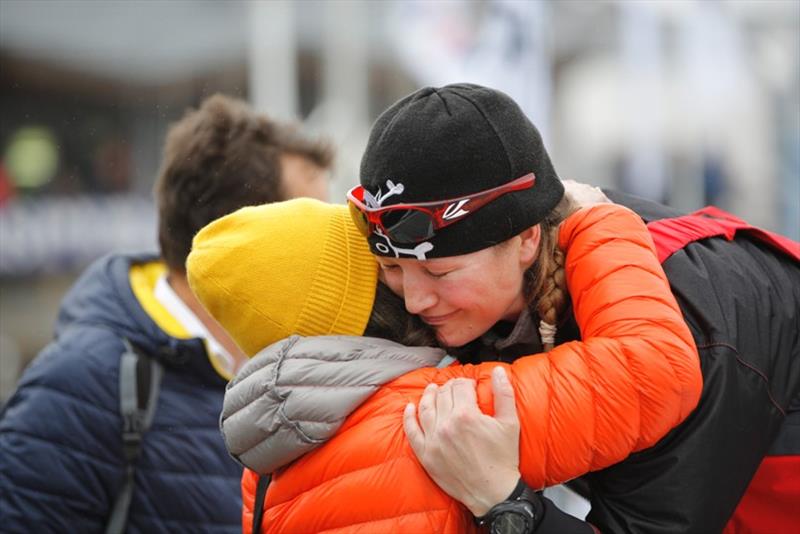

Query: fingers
450,378,478,410
491,366,519,424
403,403,425,455
405,382,442,458
418,383,438,434
411,379,480,447
562,179,610,206
436,380,455,417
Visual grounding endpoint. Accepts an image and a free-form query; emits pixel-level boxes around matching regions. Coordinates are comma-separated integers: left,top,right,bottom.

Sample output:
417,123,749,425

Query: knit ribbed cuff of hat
295,209,377,340
187,199,378,357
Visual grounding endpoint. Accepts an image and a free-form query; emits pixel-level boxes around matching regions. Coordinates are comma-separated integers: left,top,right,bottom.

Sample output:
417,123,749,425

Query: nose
402,269,437,315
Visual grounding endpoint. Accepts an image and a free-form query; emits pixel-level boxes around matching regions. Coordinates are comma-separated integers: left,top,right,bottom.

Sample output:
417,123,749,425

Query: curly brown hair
154,94,334,272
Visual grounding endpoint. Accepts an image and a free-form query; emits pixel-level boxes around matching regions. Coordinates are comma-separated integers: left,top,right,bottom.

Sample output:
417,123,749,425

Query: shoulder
33,324,123,380
8,325,125,423
561,203,642,233
558,203,653,256
0,325,126,483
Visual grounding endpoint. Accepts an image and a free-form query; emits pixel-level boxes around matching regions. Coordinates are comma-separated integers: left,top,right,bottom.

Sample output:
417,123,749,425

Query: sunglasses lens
347,200,370,237
384,209,435,244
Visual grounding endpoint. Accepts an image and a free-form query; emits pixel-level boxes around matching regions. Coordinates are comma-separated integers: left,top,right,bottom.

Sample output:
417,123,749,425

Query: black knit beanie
359,83,564,259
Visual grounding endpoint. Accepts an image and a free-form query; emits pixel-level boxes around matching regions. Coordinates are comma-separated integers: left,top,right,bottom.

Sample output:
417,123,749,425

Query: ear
517,225,541,266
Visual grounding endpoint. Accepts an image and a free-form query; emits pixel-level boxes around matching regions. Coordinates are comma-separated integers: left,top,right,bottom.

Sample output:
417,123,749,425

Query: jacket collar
56,252,229,387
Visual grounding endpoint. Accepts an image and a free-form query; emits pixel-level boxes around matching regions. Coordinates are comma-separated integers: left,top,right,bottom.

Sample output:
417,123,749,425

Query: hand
403,367,521,517
563,179,610,207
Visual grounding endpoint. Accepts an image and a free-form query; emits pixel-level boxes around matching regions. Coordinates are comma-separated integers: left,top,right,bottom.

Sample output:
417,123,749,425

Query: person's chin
434,328,468,350
434,328,454,347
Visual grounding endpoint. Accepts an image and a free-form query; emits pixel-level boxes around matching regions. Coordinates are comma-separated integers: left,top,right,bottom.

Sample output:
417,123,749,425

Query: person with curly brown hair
352,83,799,534
0,94,332,533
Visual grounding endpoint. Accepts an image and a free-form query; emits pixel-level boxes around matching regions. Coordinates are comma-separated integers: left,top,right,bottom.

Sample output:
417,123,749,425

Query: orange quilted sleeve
241,468,258,534
442,203,702,488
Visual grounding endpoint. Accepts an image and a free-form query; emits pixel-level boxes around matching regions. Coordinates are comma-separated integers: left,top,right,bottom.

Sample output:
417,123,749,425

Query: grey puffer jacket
220,335,449,474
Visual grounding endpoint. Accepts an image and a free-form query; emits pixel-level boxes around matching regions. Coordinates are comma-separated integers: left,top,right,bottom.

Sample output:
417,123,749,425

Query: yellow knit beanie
186,198,378,356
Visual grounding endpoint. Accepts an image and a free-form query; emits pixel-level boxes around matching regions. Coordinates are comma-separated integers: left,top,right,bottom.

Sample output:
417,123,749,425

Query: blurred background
1,0,798,400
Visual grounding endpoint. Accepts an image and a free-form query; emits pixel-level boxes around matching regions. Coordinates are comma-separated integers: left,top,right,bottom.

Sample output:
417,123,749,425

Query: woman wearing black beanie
349,83,800,533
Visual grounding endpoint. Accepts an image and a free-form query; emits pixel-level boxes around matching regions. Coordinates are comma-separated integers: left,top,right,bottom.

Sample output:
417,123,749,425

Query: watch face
491,511,531,534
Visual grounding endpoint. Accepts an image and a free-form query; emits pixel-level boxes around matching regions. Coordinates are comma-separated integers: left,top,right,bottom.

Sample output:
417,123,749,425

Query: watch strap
475,478,542,529
506,478,528,501
519,484,544,529
475,479,524,525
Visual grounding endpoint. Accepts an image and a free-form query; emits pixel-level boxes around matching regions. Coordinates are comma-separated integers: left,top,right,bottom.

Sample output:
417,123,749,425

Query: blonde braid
524,192,578,351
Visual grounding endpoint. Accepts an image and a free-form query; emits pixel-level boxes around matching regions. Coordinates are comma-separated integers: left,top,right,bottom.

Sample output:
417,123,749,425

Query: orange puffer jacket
236,204,702,533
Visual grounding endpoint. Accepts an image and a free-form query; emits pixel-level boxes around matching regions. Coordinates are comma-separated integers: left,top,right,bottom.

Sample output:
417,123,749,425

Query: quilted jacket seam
2,429,118,468
273,338,329,445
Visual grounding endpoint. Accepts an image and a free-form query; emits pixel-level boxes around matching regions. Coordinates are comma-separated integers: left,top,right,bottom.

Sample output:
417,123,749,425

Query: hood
221,335,446,474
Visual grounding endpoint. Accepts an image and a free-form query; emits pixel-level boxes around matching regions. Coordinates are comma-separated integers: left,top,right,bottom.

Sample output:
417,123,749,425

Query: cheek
298,176,329,202
381,270,404,297
436,279,482,309
446,264,523,313
493,253,527,291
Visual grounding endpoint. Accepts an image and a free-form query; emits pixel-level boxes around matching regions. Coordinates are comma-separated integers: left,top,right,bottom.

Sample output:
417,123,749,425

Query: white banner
0,194,157,276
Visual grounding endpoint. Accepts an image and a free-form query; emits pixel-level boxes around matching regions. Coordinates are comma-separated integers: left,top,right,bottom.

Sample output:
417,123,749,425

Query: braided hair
523,192,579,351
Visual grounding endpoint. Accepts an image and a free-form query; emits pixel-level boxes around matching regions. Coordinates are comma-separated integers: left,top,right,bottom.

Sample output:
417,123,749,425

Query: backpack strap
647,206,800,263
105,338,163,534
251,474,271,534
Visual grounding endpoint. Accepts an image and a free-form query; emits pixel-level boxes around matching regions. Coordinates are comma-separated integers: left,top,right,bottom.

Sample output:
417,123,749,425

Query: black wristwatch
476,479,543,534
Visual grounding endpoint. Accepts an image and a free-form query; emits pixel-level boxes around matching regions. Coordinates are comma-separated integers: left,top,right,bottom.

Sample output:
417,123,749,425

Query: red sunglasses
347,173,535,244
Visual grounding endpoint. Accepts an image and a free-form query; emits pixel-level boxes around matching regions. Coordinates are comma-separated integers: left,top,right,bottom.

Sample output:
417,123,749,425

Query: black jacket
484,192,800,534
585,192,799,533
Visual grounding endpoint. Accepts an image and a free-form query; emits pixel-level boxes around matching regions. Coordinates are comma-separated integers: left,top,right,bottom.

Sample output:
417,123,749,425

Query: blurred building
1,0,798,398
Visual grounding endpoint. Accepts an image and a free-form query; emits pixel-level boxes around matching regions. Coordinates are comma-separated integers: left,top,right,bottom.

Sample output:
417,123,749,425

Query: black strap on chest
105,338,163,534
252,474,271,534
